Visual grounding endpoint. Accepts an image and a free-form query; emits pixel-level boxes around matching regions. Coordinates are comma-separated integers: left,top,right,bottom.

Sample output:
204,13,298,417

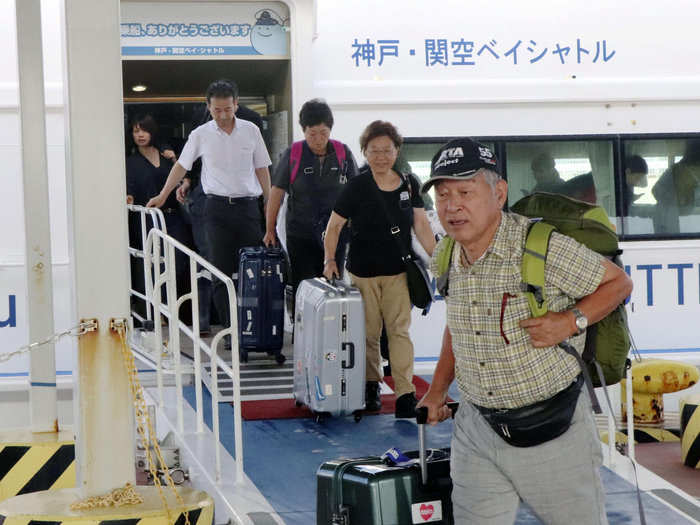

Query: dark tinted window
400,135,700,239
622,138,700,235
505,140,615,218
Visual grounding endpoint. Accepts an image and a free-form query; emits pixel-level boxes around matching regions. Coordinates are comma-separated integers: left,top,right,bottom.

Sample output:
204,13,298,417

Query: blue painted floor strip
183,375,695,525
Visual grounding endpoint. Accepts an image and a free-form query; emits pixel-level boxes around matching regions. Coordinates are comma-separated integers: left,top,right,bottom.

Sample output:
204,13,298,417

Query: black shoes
365,381,382,412
364,384,418,417
394,392,418,419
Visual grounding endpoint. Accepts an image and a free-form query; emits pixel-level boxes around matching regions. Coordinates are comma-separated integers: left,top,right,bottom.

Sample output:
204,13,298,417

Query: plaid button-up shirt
430,212,605,409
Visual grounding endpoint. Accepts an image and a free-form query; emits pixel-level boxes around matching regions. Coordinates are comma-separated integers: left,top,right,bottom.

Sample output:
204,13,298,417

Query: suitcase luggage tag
381,447,415,467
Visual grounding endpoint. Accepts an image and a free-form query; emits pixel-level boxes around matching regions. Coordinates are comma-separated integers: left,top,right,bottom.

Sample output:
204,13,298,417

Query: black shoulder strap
370,172,413,265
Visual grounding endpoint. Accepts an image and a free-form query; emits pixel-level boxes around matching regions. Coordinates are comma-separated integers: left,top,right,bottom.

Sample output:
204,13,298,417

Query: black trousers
287,235,346,313
185,184,214,330
204,196,263,330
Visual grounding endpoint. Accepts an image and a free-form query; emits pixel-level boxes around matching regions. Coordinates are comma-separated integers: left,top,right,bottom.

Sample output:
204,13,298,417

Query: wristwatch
571,308,588,335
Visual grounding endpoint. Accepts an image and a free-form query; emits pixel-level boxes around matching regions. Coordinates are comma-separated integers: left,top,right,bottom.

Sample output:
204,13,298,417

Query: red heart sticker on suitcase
411,499,441,523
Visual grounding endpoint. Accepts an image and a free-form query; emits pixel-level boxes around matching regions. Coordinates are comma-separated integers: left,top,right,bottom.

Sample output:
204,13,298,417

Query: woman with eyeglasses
323,120,436,418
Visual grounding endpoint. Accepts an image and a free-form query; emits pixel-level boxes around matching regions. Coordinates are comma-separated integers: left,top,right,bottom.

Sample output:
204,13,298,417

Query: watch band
571,308,587,335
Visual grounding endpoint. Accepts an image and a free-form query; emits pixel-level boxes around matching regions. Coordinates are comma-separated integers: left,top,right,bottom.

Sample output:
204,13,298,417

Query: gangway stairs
129,328,195,376
203,352,294,402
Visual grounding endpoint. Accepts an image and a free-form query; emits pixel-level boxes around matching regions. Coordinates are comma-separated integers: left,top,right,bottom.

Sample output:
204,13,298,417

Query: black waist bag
474,374,583,447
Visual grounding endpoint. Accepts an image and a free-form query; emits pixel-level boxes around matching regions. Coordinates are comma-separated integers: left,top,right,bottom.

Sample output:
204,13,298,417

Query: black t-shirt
272,141,358,240
126,152,178,208
126,152,180,248
334,169,423,277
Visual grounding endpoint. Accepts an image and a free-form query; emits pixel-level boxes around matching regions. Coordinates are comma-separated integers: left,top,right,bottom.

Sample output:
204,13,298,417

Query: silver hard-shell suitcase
293,278,366,422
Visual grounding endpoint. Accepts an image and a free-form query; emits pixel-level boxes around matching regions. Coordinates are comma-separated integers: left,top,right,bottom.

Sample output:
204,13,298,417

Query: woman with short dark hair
126,114,192,323
323,120,436,418
264,98,358,308
126,114,178,209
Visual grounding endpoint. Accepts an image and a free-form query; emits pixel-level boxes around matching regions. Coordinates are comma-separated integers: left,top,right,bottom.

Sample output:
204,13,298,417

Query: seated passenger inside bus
622,155,649,217
527,152,596,204
530,153,565,193
653,139,700,234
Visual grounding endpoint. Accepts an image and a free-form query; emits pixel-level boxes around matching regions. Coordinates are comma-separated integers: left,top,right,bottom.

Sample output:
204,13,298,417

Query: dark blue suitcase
237,246,287,364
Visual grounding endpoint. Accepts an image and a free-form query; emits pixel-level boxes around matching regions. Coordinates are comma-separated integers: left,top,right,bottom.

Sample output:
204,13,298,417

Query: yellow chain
70,482,143,510
118,325,191,525
70,325,190,525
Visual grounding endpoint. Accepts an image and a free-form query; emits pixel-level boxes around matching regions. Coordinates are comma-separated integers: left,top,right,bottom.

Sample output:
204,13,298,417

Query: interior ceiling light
131,85,147,92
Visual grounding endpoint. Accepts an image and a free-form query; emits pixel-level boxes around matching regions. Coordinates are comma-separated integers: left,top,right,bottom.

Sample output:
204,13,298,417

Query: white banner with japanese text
120,2,289,58
312,0,700,103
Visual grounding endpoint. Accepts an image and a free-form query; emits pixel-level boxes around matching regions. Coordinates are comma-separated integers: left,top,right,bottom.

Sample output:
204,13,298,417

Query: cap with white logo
420,138,500,193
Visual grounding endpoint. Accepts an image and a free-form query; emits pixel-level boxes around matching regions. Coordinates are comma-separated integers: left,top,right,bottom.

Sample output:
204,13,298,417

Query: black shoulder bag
371,172,433,314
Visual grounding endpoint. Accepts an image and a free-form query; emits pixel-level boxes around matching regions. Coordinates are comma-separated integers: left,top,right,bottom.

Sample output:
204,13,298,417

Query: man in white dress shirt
147,79,272,343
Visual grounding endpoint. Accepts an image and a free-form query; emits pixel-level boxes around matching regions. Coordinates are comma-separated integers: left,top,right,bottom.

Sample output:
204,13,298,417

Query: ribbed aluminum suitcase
237,246,286,364
293,278,365,422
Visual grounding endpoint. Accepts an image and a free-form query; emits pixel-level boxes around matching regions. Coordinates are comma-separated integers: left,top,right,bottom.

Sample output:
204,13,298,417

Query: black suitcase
316,405,457,524
237,246,286,363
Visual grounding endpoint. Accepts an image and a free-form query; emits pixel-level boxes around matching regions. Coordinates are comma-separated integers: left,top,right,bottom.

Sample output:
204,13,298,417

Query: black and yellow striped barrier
0,486,214,524
681,394,700,468
623,427,681,443
599,427,681,445
0,431,75,502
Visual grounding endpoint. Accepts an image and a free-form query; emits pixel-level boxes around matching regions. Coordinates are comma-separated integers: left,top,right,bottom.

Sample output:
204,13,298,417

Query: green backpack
435,192,631,390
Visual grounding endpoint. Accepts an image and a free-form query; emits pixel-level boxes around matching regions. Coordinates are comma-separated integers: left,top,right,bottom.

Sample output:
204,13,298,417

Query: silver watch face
575,315,588,331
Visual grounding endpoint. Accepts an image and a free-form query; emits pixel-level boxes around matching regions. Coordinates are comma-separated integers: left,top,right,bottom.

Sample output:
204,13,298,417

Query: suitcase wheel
295,400,303,407
314,413,326,424
239,349,248,363
275,353,286,365
353,412,362,423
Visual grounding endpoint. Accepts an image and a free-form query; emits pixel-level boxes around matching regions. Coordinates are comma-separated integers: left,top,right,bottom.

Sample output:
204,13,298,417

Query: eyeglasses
366,148,396,157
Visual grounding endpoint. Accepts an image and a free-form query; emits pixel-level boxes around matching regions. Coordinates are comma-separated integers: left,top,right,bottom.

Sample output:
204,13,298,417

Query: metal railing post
150,234,165,408
227,281,244,483
210,333,222,482
626,370,635,462
164,241,184,434
190,258,204,434
139,209,151,324
607,400,615,466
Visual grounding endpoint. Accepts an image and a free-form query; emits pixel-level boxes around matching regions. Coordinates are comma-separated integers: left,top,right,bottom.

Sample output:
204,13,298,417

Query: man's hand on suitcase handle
416,402,458,425
263,231,277,247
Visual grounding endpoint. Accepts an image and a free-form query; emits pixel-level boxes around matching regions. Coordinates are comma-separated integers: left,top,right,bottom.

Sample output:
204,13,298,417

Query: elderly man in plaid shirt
418,138,632,525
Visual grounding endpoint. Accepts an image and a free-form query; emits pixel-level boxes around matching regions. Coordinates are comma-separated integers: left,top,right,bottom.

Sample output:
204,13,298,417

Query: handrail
126,205,244,484
127,204,167,327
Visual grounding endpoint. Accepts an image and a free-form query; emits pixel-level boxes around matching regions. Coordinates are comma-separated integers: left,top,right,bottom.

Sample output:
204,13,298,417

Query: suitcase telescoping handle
416,403,459,485
341,342,354,369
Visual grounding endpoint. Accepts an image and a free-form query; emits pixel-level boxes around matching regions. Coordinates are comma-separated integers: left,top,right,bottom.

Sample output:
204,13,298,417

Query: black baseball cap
420,138,500,193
